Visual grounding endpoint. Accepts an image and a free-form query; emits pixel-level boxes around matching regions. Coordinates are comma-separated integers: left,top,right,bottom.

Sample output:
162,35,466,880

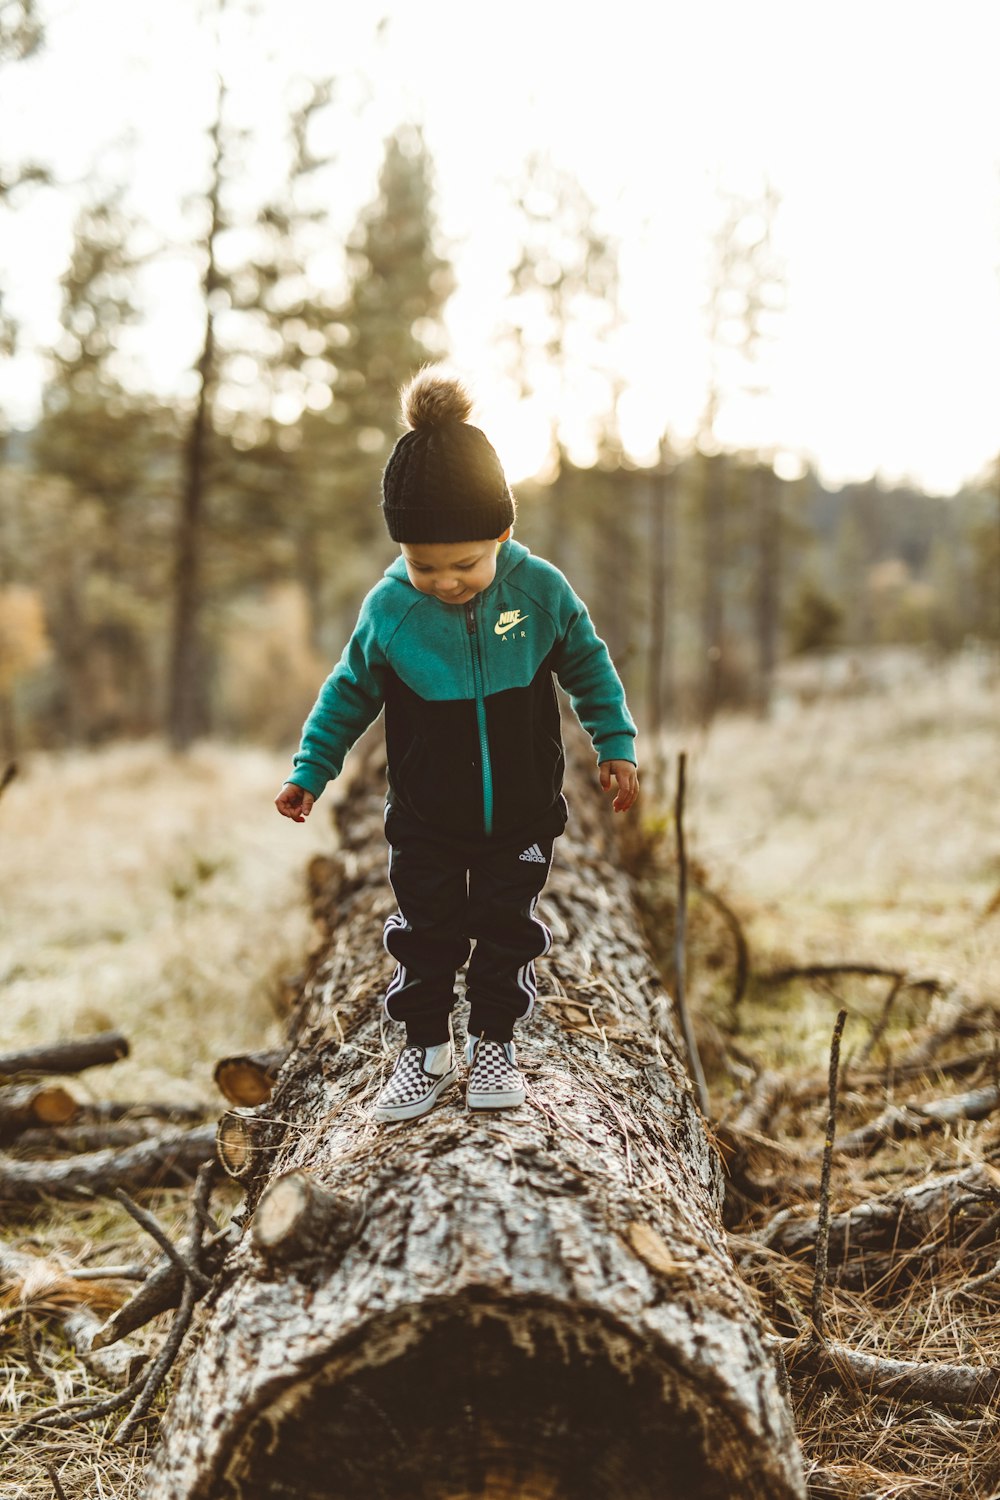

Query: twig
69,1263,148,1282
835,1082,1000,1158
811,1008,847,1343
948,1255,1000,1299
856,972,905,1066
1,1369,150,1442
691,879,750,1020
673,751,709,1116
113,1277,197,1443
783,1335,1000,1407
0,1166,221,1452
44,1464,68,1500
112,1187,211,1294
21,1309,49,1384
760,963,924,987
113,1160,217,1444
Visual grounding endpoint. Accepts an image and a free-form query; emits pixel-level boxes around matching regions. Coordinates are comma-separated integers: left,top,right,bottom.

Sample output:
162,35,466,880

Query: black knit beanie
381,369,515,543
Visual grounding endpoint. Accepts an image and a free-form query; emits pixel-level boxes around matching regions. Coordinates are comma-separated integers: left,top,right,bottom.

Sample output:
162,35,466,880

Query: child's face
400,532,508,606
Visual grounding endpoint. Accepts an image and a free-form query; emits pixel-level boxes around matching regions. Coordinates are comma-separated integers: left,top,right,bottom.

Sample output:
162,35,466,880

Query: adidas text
518,843,546,863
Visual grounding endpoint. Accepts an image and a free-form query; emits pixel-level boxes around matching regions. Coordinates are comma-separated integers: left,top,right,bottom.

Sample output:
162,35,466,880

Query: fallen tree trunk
144,738,805,1500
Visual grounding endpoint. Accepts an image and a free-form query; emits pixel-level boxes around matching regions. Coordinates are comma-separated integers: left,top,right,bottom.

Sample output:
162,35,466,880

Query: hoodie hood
384,538,529,599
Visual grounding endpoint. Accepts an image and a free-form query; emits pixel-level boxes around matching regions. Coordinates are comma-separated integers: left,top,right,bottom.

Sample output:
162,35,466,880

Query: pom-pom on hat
381,368,515,544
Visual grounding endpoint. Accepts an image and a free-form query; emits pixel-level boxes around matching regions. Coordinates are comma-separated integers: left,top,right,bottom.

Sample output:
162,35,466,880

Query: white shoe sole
373,1066,458,1123
467,1085,526,1111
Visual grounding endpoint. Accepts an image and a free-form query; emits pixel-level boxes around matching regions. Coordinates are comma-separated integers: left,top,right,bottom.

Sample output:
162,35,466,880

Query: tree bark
143,740,805,1500
166,73,226,751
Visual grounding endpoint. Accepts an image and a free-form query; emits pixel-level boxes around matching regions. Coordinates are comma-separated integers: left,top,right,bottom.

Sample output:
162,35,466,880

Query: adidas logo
495,609,528,636
518,843,546,863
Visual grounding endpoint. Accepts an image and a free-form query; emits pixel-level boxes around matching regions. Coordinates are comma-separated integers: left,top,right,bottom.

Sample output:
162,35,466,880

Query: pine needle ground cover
631,654,1000,1499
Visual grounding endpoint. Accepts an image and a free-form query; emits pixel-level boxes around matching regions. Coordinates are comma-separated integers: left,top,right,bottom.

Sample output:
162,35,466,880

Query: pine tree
230,120,454,650
0,0,47,359
329,127,453,558
31,189,167,741
504,154,619,572
0,0,41,61
696,180,786,719
35,190,146,504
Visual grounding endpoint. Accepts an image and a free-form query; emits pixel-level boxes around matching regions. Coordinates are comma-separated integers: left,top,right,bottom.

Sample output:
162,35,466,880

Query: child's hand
275,782,315,823
599,760,639,813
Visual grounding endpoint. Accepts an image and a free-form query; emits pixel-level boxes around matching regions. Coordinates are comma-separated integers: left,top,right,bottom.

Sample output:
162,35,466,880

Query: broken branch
0,1123,217,1203
811,1009,846,1342
0,1031,129,1080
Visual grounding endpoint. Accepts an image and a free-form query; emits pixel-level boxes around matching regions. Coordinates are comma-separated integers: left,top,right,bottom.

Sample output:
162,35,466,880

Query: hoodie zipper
465,598,494,835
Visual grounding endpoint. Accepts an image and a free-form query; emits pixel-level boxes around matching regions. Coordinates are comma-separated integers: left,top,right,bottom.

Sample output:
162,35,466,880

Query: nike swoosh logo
494,614,528,636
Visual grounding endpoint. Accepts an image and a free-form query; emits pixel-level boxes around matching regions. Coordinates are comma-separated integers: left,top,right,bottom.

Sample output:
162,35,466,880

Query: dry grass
633,653,1000,1499
0,738,336,1498
0,739,335,1105
645,653,1000,1076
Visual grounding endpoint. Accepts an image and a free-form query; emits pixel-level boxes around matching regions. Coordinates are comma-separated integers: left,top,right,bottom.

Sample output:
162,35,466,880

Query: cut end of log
221,1301,802,1500
214,1062,272,1107
213,1050,287,1107
216,1111,259,1181
0,1081,79,1132
32,1084,79,1125
251,1171,352,1263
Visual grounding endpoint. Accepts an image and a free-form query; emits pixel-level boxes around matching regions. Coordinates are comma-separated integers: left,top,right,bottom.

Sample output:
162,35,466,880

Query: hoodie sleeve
287,588,388,799
550,578,637,765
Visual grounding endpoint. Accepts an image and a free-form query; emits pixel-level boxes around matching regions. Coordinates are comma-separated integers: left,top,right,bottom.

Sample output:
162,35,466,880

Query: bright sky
2,0,999,493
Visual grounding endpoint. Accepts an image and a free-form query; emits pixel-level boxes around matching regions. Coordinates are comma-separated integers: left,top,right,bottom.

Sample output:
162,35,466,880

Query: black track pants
381,805,556,1045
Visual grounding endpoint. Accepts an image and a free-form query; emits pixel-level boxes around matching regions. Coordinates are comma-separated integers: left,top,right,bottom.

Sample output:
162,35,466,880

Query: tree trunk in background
753,463,780,716
544,446,569,574
699,451,726,724
646,462,677,798
994,460,1000,646
166,80,225,752
54,552,87,743
593,471,633,680
143,733,805,1500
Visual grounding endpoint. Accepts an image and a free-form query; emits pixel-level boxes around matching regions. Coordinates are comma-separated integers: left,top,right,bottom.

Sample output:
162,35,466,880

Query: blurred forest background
1,0,998,766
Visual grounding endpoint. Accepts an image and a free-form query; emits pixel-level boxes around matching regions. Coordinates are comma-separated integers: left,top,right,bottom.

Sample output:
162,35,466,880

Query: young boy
275,370,638,1122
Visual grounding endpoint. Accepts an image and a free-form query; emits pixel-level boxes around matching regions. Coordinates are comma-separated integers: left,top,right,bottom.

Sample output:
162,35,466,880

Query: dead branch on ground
0,1031,130,1080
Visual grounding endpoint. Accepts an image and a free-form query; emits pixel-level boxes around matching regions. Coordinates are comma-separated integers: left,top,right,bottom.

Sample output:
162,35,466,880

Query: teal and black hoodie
289,539,636,841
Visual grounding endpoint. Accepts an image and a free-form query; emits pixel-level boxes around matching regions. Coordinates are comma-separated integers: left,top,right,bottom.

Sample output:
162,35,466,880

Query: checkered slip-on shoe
373,1043,458,1123
465,1036,526,1111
